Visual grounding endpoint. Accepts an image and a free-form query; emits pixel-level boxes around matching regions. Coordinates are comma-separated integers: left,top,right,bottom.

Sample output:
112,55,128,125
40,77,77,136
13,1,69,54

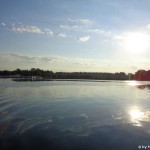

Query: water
0,79,150,150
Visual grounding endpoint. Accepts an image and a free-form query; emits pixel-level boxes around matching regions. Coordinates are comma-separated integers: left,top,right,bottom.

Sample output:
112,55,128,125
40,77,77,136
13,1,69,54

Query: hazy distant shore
12,78,122,82
0,68,133,80
0,77,131,82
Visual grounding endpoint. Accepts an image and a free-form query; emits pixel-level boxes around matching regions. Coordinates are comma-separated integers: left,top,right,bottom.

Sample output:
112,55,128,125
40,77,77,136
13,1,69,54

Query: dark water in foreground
0,79,150,150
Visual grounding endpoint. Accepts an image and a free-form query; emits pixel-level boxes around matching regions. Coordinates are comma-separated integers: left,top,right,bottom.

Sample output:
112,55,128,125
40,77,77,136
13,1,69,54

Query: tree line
133,70,150,81
0,68,134,80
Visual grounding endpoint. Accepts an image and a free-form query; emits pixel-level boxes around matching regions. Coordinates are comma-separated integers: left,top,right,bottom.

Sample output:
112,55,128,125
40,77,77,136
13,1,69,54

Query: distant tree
134,70,150,81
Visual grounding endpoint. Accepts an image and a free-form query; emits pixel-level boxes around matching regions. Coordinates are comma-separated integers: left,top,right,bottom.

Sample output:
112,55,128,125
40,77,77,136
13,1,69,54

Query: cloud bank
0,53,66,64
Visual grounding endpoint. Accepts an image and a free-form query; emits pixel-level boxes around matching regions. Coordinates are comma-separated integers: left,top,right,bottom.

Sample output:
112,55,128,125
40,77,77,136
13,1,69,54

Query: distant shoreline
0,77,131,82
0,68,133,80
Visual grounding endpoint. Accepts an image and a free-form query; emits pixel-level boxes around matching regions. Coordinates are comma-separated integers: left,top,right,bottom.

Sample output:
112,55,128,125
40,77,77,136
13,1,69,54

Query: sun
123,32,150,53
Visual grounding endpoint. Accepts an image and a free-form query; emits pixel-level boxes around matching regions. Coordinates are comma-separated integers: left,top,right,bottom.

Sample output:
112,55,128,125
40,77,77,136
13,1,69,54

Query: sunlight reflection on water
128,106,150,126
128,107,144,126
126,80,141,86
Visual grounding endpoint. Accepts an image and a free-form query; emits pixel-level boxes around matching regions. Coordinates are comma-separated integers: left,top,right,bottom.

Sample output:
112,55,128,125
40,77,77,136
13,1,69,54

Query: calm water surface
0,79,150,150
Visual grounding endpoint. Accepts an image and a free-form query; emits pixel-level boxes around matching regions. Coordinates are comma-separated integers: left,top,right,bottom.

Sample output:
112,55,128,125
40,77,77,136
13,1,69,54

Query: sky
1,0,150,73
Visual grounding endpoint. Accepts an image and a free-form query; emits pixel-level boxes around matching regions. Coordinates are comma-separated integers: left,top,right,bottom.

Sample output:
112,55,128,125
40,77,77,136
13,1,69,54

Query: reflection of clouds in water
6,83,122,100
128,106,150,126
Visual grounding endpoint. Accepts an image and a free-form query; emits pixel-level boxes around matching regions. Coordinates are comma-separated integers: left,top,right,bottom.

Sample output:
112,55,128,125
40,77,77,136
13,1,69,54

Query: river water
0,79,150,150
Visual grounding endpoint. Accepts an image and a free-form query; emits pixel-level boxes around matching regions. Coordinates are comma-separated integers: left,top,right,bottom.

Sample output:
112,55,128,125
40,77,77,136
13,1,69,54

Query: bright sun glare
129,107,144,126
124,32,149,53
127,81,140,86
129,109,144,120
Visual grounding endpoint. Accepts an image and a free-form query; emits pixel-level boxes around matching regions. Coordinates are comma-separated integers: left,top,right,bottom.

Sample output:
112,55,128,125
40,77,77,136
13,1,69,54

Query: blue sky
1,0,150,73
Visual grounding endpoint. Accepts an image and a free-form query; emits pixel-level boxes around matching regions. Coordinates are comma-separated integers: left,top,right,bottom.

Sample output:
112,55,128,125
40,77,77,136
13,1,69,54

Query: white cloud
60,18,112,39
1,22,6,26
85,29,112,37
1,22,54,36
78,36,90,42
60,25,79,30
60,23,112,38
68,18,93,24
44,29,53,36
58,33,67,38
87,29,105,33
11,25,44,34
